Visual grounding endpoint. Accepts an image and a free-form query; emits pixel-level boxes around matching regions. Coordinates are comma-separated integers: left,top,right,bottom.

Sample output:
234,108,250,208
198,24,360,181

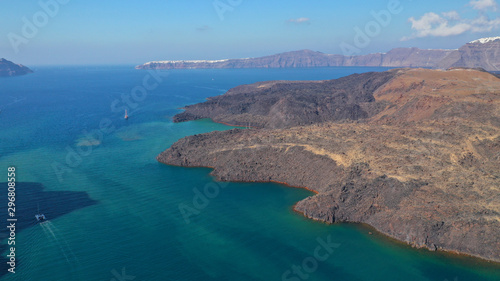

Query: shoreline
160,68,500,264
158,159,500,265
173,117,259,129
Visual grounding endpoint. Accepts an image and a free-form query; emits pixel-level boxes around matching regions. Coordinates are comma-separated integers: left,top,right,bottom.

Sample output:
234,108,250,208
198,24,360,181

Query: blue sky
0,0,499,65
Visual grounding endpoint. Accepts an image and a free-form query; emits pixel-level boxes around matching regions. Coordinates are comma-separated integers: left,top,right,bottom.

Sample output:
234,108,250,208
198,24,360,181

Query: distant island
158,67,500,263
0,58,33,77
137,37,500,71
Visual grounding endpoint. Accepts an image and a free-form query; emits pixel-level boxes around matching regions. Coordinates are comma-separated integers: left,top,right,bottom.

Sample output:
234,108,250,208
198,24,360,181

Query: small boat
35,214,46,222
124,109,129,120
35,204,46,222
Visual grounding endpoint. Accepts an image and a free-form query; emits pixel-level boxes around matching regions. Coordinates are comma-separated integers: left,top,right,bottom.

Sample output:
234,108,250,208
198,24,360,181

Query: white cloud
409,13,443,31
469,15,500,32
442,11,461,21
470,0,498,11
287,17,311,24
403,3,500,40
407,12,470,38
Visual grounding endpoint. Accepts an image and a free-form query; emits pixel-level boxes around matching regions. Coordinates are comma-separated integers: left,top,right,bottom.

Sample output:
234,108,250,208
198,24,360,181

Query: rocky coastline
158,68,500,263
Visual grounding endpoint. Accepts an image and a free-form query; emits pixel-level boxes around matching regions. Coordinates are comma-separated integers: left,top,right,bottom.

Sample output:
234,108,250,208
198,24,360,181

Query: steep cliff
137,37,500,71
439,37,500,71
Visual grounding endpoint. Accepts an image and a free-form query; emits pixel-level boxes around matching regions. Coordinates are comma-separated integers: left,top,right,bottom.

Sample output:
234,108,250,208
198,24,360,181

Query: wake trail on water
44,221,81,266
40,221,80,270
40,222,71,265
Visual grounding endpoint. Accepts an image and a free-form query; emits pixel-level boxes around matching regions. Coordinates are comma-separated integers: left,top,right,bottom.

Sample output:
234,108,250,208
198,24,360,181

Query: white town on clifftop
141,37,500,66
143,59,230,65
469,37,500,44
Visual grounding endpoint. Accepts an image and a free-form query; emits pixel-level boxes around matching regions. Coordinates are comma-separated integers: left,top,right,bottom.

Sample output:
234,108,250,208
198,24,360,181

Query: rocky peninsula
158,68,500,263
0,58,33,77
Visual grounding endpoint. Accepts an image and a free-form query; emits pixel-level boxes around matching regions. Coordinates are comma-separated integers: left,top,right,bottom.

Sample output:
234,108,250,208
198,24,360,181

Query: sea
0,66,499,281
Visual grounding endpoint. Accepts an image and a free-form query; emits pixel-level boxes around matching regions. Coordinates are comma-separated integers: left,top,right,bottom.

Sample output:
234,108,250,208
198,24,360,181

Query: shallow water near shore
0,66,499,281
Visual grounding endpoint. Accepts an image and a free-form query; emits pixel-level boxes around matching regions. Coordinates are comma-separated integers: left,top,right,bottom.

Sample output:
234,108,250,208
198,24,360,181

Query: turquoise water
0,66,499,281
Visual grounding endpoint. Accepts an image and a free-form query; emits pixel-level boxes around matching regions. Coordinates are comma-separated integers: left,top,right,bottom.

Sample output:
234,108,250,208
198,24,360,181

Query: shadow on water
0,182,97,277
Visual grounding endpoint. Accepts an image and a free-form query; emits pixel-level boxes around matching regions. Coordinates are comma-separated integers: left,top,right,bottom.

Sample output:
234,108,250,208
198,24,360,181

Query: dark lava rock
173,70,397,129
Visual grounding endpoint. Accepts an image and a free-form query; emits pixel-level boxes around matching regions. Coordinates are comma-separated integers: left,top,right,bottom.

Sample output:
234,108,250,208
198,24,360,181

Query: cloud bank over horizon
403,0,500,40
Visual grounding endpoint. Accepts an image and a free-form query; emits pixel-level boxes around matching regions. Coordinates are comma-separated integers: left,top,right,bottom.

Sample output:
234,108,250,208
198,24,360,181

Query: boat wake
40,221,80,270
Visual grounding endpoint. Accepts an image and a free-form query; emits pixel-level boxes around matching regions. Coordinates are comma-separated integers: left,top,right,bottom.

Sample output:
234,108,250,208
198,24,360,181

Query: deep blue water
0,66,499,281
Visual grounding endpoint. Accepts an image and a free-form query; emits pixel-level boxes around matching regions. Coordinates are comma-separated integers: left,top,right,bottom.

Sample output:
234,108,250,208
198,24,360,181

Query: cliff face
158,68,500,262
379,48,453,67
136,48,453,70
0,58,33,77
137,38,500,71
439,38,500,71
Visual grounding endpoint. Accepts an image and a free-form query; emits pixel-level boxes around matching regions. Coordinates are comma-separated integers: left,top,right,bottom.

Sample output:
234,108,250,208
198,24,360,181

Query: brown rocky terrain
137,37,500,71
158,68,500,262
0,58,33,77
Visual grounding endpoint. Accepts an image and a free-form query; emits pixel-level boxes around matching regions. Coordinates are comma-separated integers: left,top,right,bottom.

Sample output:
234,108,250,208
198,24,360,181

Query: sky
0,0,499,65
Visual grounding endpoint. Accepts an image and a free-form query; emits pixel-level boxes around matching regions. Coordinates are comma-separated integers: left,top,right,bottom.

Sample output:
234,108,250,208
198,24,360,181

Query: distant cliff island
158,68,500,263
137,37,500,71
0,58,33,77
